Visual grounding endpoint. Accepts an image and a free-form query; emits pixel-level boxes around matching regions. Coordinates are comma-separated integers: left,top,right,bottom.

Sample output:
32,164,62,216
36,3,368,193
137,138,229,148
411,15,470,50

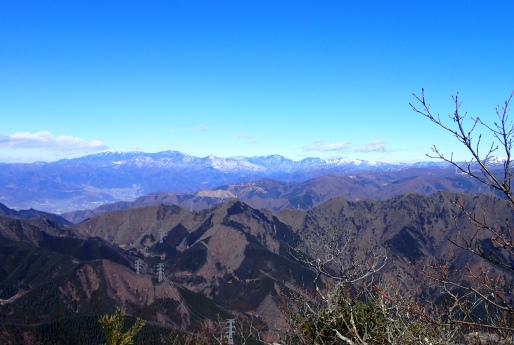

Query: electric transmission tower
156,262,164,282
135,259,143,274
159,228,165,243
226,318,235,345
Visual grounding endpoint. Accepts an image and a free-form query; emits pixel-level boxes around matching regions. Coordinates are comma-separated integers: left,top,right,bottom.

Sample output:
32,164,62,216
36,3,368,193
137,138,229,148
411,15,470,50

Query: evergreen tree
98,306,146,345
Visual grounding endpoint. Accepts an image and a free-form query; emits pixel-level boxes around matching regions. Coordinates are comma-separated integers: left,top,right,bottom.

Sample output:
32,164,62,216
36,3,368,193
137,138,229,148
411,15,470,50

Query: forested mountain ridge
61,168,496,224
1,190,512,344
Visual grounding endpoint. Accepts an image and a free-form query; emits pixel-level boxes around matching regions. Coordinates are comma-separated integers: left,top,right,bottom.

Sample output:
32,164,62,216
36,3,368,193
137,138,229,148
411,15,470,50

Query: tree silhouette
400,89,514,341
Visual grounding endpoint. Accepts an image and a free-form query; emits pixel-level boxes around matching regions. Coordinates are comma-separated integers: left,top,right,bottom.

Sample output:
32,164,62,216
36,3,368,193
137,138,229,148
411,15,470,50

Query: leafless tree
281,226,381,344
288,226,388,303
404,89,514,341
411,89,514,202
283,226,455,344
282,89,514,344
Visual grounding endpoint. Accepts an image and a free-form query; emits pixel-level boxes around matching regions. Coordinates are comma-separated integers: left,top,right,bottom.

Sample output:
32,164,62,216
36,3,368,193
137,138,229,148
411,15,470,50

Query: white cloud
303,139,391,155
355,140,389,153
303,141,352,153
0,131,108,153
234,133,257,145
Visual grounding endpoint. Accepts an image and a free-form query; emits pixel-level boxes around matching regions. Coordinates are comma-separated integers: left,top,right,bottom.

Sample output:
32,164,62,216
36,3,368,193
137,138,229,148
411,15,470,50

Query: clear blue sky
1,1,513,163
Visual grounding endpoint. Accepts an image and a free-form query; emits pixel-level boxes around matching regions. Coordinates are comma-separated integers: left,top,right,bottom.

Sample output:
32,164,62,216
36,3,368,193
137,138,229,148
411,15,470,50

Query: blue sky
1,1,513,163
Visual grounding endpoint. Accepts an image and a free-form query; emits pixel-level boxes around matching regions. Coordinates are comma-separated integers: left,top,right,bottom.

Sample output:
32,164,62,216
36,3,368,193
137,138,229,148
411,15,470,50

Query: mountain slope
71,192,514,328
0,213,233,344
62,169,492,223
2,191,514,344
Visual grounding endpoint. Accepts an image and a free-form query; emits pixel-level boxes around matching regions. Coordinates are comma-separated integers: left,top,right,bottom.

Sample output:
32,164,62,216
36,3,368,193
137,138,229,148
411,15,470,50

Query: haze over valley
0,149,495,214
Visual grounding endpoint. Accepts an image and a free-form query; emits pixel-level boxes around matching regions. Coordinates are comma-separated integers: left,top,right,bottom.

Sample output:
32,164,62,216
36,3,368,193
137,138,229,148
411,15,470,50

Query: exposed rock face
196,189,237,198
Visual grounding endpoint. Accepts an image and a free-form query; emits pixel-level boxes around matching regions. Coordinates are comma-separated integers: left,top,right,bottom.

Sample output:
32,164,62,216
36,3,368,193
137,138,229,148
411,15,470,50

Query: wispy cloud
303,139,391,154
234,133,253,139
234,133,257,144
0,131,108,154
303,141,352,153
354,139,389,153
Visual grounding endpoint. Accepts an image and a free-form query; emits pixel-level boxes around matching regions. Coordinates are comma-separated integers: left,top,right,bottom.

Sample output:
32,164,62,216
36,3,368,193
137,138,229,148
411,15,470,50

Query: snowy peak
486,156,508,164
61,150,447,173
1,150,461,214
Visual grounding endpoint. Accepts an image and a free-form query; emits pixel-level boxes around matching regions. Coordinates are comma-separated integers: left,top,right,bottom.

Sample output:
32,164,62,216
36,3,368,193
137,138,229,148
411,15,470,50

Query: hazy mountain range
0,150,498,214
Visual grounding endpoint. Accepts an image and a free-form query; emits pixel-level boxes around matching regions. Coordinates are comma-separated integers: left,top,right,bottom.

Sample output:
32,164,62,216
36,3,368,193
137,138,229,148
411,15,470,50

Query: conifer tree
98,306,146,345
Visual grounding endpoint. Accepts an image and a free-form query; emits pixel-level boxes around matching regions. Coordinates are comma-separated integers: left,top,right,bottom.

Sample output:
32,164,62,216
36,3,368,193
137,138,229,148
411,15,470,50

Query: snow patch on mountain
65,150,452,173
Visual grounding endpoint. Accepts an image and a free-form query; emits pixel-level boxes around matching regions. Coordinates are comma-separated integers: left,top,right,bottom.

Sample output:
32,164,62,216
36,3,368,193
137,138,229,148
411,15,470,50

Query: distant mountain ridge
0,202,71,226
0,150,504,214
57,150,403,170
62,170,493,224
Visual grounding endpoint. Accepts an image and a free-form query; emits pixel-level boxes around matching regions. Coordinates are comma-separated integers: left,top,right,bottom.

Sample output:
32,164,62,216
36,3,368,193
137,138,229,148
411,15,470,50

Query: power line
135,259,143,274
159,228,165,243
163,272,211,325
157,262,164,282
226,318,235,345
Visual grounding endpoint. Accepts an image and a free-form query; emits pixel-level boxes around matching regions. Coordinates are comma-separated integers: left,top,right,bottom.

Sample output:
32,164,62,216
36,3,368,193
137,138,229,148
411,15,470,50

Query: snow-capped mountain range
57,150,420,171
0,150,506,213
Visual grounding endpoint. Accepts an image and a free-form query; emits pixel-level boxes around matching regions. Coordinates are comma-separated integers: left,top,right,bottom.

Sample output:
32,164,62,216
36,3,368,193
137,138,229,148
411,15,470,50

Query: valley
0,150,463,213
